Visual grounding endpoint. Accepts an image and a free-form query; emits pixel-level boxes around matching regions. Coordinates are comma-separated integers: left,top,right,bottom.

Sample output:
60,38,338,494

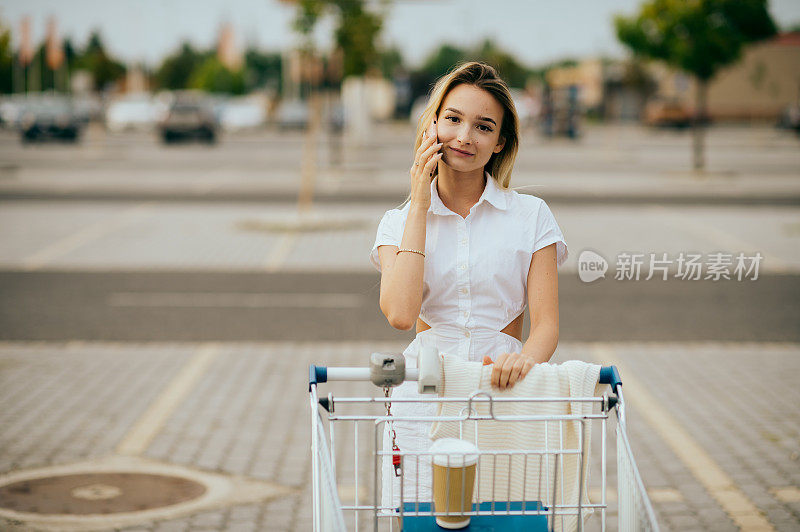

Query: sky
1,0,799,69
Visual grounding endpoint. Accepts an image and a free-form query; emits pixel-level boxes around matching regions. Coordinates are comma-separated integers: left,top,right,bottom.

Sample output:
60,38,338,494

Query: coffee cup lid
429,438,479,467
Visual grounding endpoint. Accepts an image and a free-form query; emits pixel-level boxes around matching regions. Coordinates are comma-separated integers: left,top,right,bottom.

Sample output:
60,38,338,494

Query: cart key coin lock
369,353,405,387
368,347,441,394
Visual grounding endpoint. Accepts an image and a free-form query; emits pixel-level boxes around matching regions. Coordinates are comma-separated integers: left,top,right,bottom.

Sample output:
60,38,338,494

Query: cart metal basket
309,353,658,532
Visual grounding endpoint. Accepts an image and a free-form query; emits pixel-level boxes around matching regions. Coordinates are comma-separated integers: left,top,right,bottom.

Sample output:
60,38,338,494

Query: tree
615,0,777,170
471,39,529,88
75,31,125,91
154,42,210,91
292,0,388,79
188,56,246,94
243,48,282,93
0,20,12,94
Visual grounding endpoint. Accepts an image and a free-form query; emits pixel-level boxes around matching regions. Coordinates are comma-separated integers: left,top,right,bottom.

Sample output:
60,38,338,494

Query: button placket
455,217,471,360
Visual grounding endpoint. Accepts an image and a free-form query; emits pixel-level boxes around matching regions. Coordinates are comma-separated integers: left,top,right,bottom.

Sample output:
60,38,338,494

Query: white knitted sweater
429,356,602,532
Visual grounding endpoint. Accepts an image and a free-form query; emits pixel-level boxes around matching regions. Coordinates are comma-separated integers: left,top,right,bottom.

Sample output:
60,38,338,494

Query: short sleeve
531,200,569,267
369,209,403,272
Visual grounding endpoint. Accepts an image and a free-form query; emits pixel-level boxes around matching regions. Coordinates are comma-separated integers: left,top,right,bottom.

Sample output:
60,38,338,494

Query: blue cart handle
598,365,622,393
309,365,327,391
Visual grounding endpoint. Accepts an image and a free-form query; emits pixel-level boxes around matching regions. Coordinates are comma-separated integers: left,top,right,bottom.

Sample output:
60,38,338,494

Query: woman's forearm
379,204,428,330
520,320,559,364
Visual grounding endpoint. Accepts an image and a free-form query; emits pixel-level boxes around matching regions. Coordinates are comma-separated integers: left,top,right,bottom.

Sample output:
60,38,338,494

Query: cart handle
598,365,622,392
310,363,623,392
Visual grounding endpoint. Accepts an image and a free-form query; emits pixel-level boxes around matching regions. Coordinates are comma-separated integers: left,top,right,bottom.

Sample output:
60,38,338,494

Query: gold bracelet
396,248,425,258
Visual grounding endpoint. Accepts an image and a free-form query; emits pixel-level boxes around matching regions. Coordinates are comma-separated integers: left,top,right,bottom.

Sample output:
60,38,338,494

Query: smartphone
426,120,440,152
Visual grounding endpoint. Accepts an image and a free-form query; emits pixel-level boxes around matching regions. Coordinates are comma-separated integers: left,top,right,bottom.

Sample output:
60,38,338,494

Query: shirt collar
429,171,509,216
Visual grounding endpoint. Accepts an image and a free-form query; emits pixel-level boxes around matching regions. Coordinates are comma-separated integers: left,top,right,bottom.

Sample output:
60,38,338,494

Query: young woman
369,61,568,510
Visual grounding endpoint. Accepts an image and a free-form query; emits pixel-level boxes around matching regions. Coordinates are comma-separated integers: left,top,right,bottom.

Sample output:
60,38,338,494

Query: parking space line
21,202,155,270
116,343,220,456
264,231,296,271
590,344,775,531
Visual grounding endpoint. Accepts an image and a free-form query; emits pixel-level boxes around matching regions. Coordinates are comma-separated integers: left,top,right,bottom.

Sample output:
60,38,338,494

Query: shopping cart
309,349,659,532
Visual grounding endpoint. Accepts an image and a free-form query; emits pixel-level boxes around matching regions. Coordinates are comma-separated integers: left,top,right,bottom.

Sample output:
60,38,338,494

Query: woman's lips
449,147,473,156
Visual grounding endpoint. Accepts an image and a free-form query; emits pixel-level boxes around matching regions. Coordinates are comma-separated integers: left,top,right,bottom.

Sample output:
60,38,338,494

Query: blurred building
546,59,605,113
649,32,800,121
218,22,243,71
546,59,654,122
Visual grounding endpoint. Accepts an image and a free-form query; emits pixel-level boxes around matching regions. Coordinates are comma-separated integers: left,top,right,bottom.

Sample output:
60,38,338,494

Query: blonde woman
369,61,568,511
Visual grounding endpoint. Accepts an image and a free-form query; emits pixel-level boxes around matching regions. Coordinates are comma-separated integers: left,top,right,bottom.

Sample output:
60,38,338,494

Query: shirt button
464,330,470,337
462,311,468,317
460,239,467,245
460,264,466,270
460,288,468,294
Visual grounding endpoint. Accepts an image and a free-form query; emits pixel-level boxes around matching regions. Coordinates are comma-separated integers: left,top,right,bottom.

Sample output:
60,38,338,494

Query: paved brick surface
1,341,798,531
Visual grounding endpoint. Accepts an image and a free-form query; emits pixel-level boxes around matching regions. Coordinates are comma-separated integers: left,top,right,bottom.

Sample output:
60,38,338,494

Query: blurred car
218,97,267,131
106,96,161,132
18,96,83,143
159,99,218,143
643,99,692,128
0,95,27,128
777,103,800,132
328,101,345,132
276,99,309,129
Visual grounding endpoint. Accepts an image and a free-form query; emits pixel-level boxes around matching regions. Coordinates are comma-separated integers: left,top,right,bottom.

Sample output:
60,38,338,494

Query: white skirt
380,327,523,510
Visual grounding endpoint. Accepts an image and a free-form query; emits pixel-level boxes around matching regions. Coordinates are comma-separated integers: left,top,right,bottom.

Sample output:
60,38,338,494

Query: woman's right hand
409,119,443,209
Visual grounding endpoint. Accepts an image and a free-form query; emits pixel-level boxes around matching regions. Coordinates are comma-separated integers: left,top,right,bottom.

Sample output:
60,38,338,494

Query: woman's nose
457,125,472,144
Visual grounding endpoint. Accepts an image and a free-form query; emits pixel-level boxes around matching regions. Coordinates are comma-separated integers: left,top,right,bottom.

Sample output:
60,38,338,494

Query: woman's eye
446,116,492,132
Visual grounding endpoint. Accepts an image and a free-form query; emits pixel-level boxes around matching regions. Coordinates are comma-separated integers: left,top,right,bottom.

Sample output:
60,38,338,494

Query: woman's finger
507,357,525,388
491,353,509,388
421,142,443,162
498,357,515,389
421,152,442,178
413,135,437,169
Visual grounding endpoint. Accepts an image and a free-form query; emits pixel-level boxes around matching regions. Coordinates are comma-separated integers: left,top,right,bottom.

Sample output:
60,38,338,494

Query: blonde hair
414,61,520,188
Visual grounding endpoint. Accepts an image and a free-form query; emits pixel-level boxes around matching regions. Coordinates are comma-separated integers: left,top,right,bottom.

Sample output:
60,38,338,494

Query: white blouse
370,172,568,360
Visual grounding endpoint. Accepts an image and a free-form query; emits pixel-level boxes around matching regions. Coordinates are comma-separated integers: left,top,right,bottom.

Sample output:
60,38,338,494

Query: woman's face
436,84,506,173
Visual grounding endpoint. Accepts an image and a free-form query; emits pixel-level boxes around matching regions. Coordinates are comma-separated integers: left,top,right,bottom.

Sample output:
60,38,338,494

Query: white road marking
770,486,800,503
107,292,363,308
21,202,155,270
116,343,220,456
591,345,775,531
650,204,790,273
265,231,296,271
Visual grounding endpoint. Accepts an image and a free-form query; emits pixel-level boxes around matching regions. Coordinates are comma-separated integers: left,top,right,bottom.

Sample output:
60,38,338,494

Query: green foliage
420,44,468,81
155,43,211,91
0,20,12,93
474,39,530,87
378,46,404,78
188,56,246,95
292,0,384,77
614,0,777,81
244,48,282,91
332,0,383,76
74,31,125,90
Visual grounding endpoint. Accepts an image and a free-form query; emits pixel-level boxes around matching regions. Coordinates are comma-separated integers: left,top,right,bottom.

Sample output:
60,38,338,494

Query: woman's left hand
490,352,535,390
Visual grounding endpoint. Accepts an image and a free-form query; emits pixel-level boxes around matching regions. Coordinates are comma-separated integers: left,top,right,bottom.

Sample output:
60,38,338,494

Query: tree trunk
692,79,708,171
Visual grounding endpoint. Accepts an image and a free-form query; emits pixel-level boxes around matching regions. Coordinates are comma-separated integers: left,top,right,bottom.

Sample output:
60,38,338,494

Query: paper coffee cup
429,438,479,529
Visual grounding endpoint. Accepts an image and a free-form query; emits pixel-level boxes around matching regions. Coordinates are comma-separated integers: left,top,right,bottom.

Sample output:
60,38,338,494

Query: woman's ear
493,136,506,154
